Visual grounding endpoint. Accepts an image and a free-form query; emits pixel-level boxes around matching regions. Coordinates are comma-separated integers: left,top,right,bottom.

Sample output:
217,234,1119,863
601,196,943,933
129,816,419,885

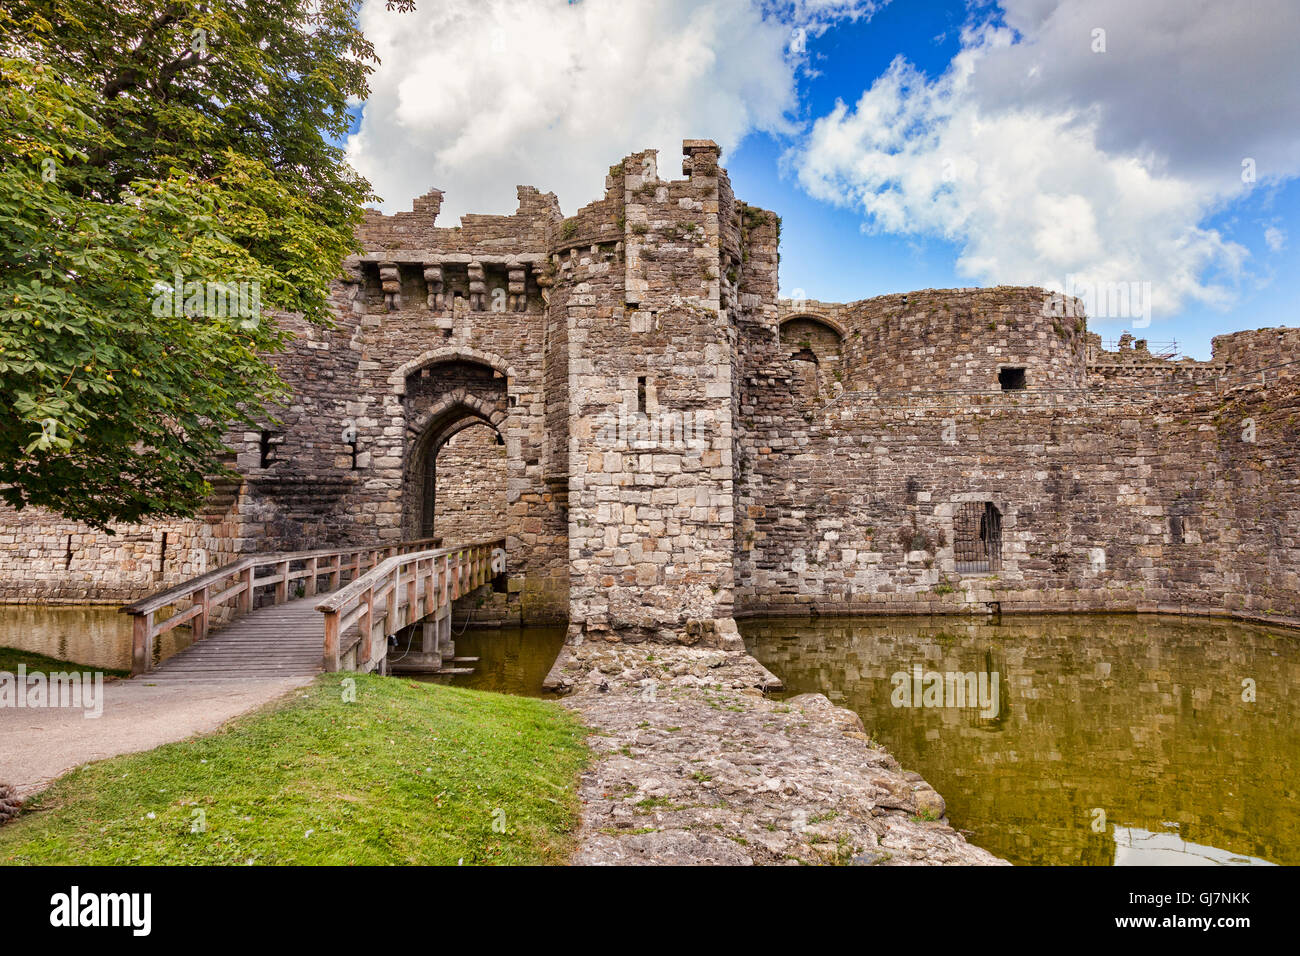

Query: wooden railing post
359,587,374,671
323,612,339,671
239,565,254,614
275,560,289,603
195,586,210,641
425,559,435,616
305,556,319,597
406,561,417,627
131,612,151,677
329,555,341,591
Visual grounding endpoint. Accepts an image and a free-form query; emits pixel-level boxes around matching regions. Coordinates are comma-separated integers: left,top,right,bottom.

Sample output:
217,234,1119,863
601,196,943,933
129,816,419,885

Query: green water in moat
0,604,191,671
742,614,1299,866
406,624,567,698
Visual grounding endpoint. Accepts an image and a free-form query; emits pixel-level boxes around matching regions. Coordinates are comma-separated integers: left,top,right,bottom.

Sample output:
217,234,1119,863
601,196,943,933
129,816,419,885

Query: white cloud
1265,225,1286,253
347,0,881,220
788,0,1300,321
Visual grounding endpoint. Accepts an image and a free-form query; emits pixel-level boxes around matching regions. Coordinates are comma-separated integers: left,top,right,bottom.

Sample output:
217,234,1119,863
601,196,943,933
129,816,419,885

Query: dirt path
0,677,311,798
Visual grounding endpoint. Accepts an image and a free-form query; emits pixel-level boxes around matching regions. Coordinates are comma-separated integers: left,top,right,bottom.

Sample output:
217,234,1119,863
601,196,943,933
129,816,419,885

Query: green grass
0,646,127,678
0,674,589,865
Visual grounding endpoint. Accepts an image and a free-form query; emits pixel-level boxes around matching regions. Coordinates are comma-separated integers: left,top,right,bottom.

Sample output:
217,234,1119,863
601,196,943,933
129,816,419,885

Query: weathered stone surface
0,782,21,827
557,643,1006,866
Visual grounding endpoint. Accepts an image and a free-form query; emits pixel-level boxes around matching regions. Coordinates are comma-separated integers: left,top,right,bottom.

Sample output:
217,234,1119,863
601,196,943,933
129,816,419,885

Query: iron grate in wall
954,501,1002,573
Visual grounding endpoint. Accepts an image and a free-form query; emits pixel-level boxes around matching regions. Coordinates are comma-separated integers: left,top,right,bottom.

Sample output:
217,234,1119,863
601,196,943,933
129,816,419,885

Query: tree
0,1,377,527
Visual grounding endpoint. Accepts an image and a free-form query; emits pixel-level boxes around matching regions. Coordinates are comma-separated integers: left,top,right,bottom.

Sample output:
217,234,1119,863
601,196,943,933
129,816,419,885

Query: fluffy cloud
788,0,1300,321
347,0,880,220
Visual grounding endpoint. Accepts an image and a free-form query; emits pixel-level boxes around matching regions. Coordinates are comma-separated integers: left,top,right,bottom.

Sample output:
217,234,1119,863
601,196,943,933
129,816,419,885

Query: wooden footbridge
121,538,506,681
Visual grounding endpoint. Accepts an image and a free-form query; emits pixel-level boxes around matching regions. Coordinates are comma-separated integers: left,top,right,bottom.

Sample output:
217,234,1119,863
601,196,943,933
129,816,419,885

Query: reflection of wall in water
744,616,1300,866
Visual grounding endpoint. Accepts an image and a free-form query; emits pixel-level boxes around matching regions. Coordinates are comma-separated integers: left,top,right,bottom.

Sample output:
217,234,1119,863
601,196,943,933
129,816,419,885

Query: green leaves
0,3,377,527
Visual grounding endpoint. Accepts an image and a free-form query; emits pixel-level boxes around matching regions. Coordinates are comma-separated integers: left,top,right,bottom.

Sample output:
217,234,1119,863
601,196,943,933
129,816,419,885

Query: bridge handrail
316,537,505,672
122,539,437,615
120,537,440,676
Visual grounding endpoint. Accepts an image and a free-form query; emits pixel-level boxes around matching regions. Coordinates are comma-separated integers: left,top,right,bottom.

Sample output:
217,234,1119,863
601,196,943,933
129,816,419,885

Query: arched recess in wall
779,314,844,403
400,359,510,541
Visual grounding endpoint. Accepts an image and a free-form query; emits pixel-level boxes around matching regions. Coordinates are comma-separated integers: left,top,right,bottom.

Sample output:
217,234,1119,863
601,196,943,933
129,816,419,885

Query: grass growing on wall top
0,675,589,865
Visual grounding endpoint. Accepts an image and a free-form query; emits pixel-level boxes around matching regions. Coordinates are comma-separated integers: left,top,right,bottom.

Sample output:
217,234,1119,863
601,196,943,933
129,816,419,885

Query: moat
6,605,1297,865
743,613,1299,866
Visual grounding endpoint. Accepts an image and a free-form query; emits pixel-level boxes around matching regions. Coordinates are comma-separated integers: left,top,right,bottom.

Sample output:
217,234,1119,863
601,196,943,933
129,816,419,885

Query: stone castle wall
833,287,1091,393
737,302,1300,624
0,489,241,603
1,140,1297,636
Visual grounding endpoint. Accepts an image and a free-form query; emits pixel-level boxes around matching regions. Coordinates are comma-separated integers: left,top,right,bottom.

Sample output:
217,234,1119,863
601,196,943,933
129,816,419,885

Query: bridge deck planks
140,574,467,683
142,597,326,682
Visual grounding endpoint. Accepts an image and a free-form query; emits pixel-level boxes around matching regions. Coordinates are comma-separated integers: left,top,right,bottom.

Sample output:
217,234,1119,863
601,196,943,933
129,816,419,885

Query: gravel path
0,676,311,797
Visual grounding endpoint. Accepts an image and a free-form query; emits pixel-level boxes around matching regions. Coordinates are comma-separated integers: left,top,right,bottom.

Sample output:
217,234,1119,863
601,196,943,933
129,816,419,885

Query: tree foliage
0,1,377,527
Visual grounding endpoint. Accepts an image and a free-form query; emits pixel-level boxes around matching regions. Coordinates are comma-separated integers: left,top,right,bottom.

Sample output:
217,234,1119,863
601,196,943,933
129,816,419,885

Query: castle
3,140,1299,637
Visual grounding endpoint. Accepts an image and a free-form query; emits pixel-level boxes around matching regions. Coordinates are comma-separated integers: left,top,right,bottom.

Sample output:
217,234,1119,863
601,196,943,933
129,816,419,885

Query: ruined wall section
1212,327,1300,381
822,287,1091,393
736,313,1300,623
544,170,623,485
0,492,242,603
1207,377,1300,618
1085,331,1229,387
224,297,367,552
731,203,783,628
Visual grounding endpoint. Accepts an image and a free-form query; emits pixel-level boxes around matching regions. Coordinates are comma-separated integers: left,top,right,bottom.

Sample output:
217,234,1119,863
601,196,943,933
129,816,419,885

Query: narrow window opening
341,421,359,471
64,534,74,570
259,430,276,468
954,501,1002,573
157,532,168,576
998,367,1027,391
637,376,648,413
1170,514,1184,544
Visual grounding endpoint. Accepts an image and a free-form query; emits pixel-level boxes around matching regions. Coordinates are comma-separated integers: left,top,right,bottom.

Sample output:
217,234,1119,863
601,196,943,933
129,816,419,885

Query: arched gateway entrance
400,358,509,543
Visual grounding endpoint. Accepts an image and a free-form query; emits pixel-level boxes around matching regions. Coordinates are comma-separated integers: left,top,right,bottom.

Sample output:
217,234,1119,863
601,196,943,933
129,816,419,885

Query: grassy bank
0,674,588,865
0,646,127,678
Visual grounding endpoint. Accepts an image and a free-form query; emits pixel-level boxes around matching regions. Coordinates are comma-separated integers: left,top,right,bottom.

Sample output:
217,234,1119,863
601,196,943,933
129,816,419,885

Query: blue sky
344,0,1300,359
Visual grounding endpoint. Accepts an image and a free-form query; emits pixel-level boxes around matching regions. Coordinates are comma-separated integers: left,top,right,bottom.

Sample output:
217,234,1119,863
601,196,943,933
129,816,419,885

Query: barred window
954,501,1002,573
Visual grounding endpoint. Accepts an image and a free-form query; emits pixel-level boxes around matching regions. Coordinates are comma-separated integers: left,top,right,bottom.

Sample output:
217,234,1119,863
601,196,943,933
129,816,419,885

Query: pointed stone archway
402,381,509,540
